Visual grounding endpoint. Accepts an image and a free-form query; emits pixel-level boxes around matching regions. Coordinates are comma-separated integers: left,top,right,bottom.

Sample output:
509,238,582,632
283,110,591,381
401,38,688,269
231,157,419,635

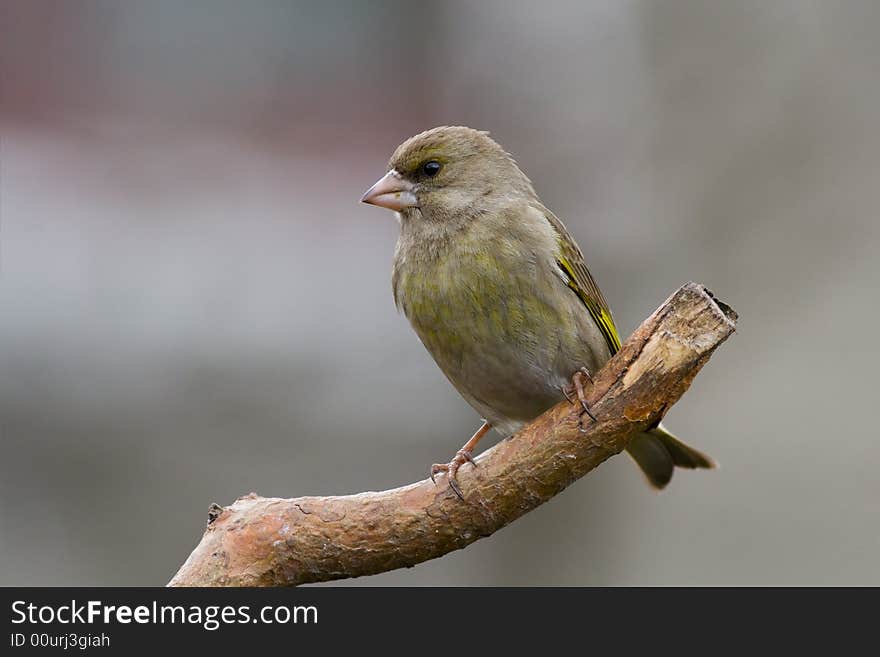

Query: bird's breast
392,237,582,425
395,245,545,355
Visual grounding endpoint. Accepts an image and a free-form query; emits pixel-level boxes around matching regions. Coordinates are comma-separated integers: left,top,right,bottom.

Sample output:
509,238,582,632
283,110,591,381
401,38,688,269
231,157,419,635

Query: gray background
2,1,878,586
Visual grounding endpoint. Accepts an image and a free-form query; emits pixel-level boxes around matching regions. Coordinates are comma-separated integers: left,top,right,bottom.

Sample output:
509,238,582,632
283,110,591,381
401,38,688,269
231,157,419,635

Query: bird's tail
625,424,715,489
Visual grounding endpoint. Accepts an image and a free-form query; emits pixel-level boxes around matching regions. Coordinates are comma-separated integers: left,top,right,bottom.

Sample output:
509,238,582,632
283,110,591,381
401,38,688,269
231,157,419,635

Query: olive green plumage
378,126,714,488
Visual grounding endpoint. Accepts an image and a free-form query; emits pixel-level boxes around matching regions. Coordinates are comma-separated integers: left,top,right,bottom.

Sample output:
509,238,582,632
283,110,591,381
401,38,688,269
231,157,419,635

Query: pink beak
360,170,418,211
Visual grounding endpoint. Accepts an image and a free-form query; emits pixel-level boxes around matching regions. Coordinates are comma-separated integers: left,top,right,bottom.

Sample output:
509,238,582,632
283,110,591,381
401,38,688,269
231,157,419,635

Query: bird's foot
430,449,475,501
564,367,597,432
429,421,491,501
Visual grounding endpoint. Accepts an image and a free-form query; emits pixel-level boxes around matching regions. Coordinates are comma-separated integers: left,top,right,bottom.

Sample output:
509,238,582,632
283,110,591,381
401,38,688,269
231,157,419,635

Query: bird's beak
360,170,418,211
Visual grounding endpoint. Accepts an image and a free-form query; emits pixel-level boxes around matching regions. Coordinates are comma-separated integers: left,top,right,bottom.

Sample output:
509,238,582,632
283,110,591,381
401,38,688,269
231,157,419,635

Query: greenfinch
361,126,714,498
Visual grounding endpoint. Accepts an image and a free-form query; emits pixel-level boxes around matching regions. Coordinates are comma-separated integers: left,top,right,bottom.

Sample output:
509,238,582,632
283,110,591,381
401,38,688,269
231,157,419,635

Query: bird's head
361,126,534,223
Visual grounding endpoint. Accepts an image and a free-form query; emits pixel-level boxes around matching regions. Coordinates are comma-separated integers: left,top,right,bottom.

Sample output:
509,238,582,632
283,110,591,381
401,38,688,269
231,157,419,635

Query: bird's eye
422,161,441,177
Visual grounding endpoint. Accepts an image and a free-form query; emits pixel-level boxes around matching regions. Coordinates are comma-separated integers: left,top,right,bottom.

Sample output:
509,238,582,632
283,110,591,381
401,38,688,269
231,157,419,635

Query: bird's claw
429,449,475,501
447,477,464,501
579,401,598,423
569,367,598,430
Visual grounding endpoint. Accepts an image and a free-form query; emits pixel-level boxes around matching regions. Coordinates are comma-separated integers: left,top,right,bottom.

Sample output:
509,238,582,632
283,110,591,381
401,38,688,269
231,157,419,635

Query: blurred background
2,0,879,586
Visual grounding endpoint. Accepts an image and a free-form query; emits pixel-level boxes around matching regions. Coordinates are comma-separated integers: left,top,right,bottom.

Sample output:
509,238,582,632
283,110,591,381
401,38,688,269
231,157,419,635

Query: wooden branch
169,282,737,587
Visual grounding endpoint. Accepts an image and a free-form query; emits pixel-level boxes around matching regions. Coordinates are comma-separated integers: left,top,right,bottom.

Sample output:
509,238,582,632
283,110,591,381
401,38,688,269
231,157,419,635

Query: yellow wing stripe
557,256,621,355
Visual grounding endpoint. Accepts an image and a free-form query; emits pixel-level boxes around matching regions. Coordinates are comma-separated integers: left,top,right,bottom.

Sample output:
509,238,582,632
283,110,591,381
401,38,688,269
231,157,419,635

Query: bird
360,126,714,499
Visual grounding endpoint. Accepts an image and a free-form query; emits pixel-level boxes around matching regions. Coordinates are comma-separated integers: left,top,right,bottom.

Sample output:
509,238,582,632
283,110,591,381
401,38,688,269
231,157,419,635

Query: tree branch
169,282,737,587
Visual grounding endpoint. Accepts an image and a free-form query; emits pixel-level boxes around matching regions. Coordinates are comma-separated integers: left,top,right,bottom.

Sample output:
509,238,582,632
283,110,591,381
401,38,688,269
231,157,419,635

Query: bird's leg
430,420,492,501
566,367,597,431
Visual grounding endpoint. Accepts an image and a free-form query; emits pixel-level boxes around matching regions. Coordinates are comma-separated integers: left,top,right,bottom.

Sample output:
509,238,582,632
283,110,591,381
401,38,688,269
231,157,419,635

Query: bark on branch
169,282,737,587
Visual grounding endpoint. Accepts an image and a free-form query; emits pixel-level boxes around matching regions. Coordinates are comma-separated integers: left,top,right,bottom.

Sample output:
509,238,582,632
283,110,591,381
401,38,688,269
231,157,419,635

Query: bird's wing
541,207,622,356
